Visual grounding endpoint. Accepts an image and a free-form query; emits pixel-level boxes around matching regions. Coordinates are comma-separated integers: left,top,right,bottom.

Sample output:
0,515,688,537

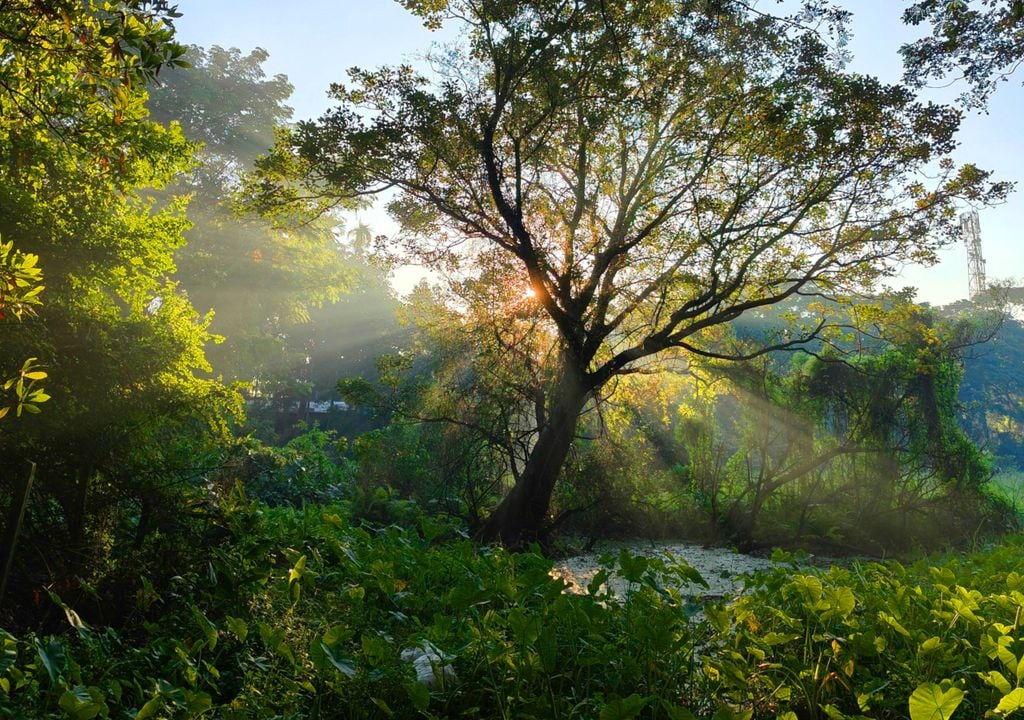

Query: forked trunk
477,365,587,547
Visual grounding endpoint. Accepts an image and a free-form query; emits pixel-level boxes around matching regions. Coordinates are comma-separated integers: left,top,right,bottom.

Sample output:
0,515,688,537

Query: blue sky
171,0,1021,305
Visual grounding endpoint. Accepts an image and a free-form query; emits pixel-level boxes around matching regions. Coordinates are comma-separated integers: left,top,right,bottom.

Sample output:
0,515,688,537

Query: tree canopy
902,0,1024,107
146,46,359,390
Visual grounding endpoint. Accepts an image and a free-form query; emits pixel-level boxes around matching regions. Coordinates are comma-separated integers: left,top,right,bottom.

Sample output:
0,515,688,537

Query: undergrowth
3,489,1024,719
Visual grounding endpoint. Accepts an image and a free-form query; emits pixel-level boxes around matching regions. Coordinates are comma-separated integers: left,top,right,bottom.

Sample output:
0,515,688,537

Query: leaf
617,550,649,583
309,638,328,671
879,611,912,638
824,586,856,618
135,695,163,720
660,703,699,720
762,632,801,646
980,670,1012,696
588,568,610,595
225,615,248,642
62,604,90,634
711,705,753,720
371,697,395,716
908,683,964,720
997,645,1019,677
185,690,212,714
288,554,307,584
190,604,218,651
600,694,650,720
995,688,1024,715
321,643,357,677
322,625,351,646
34,637,66,684
58,685,104,720
407,681,430,712
785,575,825,610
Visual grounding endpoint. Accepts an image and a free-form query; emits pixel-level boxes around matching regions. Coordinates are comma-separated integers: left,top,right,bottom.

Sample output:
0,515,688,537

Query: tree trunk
67,467,90,552
0,462,36,608
477,364,587,548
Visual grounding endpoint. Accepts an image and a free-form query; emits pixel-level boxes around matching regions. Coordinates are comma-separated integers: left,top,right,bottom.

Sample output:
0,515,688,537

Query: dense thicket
4,496,1024,719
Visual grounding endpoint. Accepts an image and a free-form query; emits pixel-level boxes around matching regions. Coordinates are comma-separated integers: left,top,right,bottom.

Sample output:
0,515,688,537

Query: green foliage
0,236,49,419
0,358,50,421
710,535,1024,718
657,301,1013,553
0,1,187,166
227,428,353,506
146,45,359,392
0,2,244,612
0,239,43,323
6,489,1024,718
956,314,1024,469
0,495,713,718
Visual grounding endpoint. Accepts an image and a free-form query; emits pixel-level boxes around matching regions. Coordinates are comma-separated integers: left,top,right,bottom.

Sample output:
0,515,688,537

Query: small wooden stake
0,461,36,608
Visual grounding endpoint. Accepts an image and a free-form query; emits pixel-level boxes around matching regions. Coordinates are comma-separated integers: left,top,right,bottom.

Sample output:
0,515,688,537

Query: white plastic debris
400,640,456,687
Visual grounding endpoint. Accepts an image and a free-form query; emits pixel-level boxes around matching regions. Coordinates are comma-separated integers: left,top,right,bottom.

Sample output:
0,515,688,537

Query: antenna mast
960,210,987,300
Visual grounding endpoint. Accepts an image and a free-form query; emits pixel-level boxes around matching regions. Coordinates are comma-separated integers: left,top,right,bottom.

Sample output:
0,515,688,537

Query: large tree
0,0,185,420
252,0,1006,545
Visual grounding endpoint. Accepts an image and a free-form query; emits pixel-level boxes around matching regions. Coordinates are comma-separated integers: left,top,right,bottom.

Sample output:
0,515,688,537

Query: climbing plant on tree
251,0,1007,545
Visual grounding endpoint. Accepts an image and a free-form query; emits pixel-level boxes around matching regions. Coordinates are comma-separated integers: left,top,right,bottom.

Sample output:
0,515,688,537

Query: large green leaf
58,685,105,720
909,683,964,720
600,694,650,720
995,688,1024,716
406,681,430,712
34,637,66,684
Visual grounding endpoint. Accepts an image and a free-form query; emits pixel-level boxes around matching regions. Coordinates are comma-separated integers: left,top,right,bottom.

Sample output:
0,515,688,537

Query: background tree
954,309,1024,468
252,0,1006,545
146,46,358,391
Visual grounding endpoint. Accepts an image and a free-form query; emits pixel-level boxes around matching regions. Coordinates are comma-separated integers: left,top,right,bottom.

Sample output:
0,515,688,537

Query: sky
169,0,1022,305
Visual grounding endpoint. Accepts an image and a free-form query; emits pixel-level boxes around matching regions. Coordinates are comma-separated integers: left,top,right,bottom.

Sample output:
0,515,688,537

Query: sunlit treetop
0,0,188,184
148,44,295,188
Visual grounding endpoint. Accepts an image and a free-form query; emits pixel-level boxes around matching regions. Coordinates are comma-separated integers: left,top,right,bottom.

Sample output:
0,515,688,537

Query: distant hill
958,314,1024,467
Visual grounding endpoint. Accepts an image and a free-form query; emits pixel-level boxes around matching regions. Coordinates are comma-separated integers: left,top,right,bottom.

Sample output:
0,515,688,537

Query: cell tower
960,210,987,300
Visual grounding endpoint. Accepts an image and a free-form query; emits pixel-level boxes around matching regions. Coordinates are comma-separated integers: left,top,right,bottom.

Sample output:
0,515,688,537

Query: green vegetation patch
4,497,1024,719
